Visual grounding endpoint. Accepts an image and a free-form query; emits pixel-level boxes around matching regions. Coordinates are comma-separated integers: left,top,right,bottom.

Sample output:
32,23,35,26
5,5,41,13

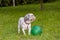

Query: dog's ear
24,14,29,21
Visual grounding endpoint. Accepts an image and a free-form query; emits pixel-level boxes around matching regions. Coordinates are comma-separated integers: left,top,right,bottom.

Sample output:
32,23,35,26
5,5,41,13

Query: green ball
31,26,42,35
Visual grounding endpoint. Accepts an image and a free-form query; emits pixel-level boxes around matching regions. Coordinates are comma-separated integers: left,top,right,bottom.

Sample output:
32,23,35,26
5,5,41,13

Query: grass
0,2,60,40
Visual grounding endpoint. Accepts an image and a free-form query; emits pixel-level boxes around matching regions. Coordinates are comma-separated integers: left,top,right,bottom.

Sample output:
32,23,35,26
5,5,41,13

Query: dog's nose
31,19,33,21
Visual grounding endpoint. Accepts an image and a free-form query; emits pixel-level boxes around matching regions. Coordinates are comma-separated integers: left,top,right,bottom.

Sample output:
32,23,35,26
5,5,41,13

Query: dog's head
24,13,36,23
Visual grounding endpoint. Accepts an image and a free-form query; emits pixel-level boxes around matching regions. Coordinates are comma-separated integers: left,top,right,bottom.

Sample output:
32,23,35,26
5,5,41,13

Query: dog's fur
18,13,36,35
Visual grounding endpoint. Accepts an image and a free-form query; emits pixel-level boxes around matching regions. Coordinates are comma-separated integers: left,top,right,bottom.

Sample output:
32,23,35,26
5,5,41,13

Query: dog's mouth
30,19,34,22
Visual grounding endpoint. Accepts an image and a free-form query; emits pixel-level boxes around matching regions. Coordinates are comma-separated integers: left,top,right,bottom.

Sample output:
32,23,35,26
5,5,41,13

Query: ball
31,26,42,35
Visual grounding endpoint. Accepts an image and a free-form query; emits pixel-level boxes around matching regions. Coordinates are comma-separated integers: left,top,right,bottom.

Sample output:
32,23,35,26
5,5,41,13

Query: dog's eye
28,14,34,18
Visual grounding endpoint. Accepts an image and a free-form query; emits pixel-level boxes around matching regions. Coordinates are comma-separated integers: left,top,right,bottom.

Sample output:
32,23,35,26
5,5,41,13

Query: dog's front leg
28,24,31,35
28,28,31,35
22,29,26,35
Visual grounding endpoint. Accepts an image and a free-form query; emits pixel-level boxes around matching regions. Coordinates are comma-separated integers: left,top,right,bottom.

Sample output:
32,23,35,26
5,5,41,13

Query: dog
18,13,36,35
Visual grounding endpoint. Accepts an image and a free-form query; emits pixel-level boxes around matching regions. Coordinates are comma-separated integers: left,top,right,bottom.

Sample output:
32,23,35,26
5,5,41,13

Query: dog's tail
18,19,21,33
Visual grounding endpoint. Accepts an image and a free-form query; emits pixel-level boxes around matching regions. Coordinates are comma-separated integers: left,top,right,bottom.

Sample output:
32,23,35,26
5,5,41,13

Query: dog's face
24,13,36,23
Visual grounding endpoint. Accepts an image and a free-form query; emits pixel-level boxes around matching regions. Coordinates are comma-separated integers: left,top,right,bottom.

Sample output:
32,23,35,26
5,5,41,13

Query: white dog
18,13,36,35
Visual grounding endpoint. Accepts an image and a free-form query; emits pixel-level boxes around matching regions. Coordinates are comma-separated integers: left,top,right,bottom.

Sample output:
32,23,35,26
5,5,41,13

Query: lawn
0,2,60,40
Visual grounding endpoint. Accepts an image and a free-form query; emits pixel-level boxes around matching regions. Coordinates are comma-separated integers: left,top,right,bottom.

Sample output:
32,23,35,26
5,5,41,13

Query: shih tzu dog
18,13,36,35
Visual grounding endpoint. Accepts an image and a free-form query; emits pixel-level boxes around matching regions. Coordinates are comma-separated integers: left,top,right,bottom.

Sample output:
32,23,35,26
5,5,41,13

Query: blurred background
0,0,57,7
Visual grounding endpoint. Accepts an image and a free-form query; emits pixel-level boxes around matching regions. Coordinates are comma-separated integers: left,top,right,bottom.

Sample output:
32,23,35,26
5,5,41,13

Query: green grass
0,2,60,40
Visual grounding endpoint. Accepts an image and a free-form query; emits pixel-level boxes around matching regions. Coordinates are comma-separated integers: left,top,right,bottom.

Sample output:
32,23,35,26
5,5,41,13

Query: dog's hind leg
18,21,20,33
